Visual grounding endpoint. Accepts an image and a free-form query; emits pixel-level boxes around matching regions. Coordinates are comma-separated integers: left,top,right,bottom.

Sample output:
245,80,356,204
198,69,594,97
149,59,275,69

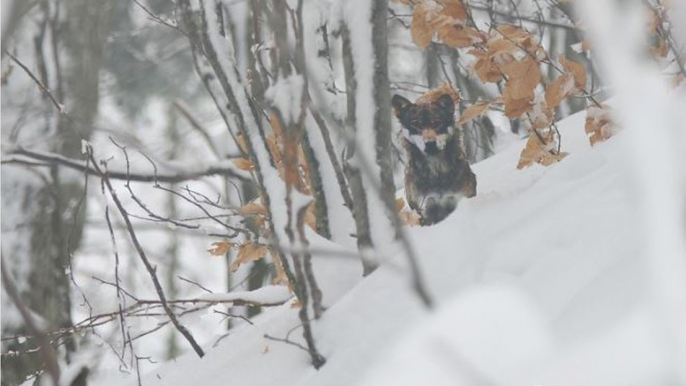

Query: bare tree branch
2,146,251,183
87,146,206,358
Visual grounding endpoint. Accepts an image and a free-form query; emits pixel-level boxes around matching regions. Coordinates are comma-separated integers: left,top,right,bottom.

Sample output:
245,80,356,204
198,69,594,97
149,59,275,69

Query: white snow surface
265,74,305,125
131,101,685,385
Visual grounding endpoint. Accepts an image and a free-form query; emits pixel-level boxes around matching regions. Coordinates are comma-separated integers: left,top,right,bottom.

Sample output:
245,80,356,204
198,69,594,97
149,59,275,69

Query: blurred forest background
2,0,684,385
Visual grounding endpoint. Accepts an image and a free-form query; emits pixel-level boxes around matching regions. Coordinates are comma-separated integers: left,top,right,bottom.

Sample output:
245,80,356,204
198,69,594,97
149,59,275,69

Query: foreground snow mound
359,285,553,386
138,107,677,386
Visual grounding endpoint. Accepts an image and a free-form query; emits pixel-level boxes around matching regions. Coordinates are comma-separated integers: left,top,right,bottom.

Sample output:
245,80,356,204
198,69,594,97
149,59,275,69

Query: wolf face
392,94,455,155
392,93,477,225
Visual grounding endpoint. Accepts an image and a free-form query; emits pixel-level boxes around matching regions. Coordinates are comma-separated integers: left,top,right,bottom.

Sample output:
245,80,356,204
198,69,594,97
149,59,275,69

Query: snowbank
136,104,681,385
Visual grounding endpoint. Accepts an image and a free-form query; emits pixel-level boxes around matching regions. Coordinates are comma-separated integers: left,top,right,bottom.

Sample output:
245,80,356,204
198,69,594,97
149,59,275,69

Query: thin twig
3,50,64,113
263,333,309,353
88,146,206,358
3,147,250,183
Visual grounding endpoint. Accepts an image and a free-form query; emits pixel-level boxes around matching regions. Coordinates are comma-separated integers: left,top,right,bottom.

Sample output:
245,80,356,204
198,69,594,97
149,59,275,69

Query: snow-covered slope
136,107,673,386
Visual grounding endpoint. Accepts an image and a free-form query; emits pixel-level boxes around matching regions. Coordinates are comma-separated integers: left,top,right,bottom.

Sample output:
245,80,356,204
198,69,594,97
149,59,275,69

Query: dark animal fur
392,93,476,225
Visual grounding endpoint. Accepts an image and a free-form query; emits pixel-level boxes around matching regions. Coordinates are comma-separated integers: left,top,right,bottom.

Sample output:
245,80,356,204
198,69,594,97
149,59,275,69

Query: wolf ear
392,94,413,115
435,94,455,115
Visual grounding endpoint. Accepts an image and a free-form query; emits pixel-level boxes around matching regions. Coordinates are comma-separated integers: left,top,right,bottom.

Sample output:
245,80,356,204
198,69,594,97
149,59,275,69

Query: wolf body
392,93,476,225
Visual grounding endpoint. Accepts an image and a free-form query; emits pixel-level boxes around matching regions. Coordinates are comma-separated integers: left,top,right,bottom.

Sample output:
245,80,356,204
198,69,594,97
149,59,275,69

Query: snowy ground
115,103,682,386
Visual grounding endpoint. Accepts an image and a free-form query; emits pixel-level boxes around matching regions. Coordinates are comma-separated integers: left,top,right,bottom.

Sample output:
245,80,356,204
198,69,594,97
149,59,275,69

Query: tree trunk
1,1,115,384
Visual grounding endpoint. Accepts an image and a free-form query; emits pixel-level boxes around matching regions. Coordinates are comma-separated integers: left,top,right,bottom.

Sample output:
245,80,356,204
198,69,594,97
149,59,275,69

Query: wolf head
392,93,455,155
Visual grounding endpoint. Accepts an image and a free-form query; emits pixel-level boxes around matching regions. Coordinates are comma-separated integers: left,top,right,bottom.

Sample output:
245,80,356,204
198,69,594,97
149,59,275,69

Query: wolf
392,93,477,225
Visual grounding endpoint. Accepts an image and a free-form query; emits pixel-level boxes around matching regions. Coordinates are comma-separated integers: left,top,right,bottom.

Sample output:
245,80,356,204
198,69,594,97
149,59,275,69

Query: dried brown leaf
517,131,567,169
497,24,531,42
559,54,587,91
585,105,615,146
231,243,269,272
544,74,572,110
232,157,254,171
503,86,533,119
411,3,435,49
438,25,473,48
416,83,460,105
501,57,540,100
458,102,490,125
208,241,233,256
238,201,267,216
440,1,467,21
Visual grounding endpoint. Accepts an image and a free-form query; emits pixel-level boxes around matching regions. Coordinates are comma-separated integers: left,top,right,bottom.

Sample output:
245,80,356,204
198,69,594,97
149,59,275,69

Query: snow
5,2,685,384
359,284,553,386
579,1,686,382
265,74,305,125
129,84,685,385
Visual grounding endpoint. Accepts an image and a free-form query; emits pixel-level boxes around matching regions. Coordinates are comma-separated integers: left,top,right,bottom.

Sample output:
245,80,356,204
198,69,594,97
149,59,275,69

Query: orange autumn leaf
503,86,533,119
230,243,269,272
492,25,547,60
439,0,468,20
232,158,254,171
585,105,615,146
544,55,586,110
411,2,436,49
458,101,490,125
545,74,573,110
411,0,469,49
237,201,267,216
559,55,587,91
208,241,233,256
415,83,460,105
501,57,540,101
497,24,532,41
517,131,567,169
438,25,482,48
